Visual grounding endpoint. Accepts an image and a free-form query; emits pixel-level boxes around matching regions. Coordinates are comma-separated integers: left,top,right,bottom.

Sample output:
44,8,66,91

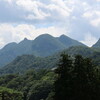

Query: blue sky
0,0,100,48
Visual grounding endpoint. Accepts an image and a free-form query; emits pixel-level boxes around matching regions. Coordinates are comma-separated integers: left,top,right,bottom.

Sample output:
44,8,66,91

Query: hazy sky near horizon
0,0,100,48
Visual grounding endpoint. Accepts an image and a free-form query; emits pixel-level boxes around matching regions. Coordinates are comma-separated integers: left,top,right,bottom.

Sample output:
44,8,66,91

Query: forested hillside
0,69,55,100
0,46,100,75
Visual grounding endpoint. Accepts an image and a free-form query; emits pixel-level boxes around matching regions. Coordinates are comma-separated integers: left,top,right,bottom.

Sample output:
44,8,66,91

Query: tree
53,54,100,100
72,55,88,100
54,53,73,100
72,55,100,100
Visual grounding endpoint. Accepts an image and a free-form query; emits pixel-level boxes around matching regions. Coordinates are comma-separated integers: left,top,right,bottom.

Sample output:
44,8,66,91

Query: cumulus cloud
0,0,71,23
16,0,50,20
0,0,99,47
83,10,100,27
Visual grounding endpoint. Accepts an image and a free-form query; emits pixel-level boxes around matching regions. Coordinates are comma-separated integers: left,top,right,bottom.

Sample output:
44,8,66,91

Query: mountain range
0,34,86,67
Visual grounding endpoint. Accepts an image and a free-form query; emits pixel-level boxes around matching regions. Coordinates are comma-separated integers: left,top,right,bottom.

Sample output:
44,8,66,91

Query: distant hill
92,38,100,48
0,46,100,75
0,34,85,67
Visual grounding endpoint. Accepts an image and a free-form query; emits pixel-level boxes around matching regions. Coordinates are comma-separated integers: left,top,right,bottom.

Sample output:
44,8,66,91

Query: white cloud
3,0,13,3
16,0,50,20
96,0,100,1
16,0,41,12
91,18,100,27
81,33,98,47
47,4,70,18
82,2,91,11
83,11,93,18
0,0,99,48
25,11,50,20
14,0,71,21
83,10,100,18
83,10,100,27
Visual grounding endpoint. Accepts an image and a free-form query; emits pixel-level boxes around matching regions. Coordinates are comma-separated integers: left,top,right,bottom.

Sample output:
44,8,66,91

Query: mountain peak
24,37,28,41
60,34,67,37
34,34,54,42
19,38,30,44
59,34,70,39
37,34,52,38
58,34,85,47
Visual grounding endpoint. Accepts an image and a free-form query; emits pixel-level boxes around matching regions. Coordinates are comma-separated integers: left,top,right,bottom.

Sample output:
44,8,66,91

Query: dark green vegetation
0,87,23,100
0,34,85,67
0,54,100,100
0,55,58,75
0,46,100,75
53,54,100,100
0,69,55,100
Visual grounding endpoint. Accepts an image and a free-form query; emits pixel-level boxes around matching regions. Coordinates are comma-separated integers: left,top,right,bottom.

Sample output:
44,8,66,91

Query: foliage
0,69,56,100
0,87,23,100
0,53,100,100
53,54,100,100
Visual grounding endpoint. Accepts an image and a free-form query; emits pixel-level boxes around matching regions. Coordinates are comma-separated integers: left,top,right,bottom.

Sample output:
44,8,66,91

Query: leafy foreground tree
53,54,100,100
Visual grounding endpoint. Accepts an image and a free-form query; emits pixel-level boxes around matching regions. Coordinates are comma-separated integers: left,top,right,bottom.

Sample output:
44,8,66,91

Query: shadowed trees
53,54,100,100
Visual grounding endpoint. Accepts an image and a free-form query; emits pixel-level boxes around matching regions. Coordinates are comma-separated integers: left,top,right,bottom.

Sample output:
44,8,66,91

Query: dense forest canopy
0,53,100,100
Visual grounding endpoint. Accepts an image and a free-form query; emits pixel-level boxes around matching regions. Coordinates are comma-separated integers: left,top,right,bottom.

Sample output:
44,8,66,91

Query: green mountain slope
0,46,100,75
0,34,85,67
0,54,58,75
